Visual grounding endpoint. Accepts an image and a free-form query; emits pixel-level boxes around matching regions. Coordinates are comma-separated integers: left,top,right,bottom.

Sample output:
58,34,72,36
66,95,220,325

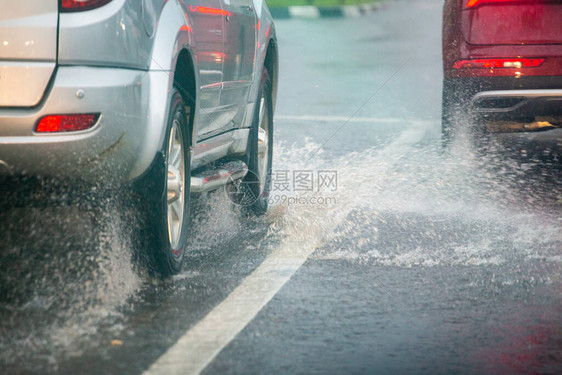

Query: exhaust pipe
487,120,559,133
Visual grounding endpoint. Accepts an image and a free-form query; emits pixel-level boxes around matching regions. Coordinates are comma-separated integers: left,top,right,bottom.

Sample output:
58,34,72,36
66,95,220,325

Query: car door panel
187,1,230,140
221,0,257,129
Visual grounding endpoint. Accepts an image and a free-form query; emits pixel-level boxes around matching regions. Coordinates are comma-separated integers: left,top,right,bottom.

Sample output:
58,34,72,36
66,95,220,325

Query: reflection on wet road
1,0,561,374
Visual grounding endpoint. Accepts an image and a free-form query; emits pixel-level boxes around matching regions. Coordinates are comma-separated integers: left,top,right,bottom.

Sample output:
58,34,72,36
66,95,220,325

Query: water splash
270,119,561,272
0,203,141,370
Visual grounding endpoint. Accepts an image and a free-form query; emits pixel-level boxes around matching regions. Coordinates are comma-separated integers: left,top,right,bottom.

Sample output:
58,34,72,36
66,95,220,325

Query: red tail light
36,114,100,133
60,0,112,12
466,0,552,7
467,0,509,7
452,58,546,69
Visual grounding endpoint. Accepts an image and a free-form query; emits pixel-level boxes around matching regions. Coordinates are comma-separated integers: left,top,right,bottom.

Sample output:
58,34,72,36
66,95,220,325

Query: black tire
136,88,191,276
240,68,274,216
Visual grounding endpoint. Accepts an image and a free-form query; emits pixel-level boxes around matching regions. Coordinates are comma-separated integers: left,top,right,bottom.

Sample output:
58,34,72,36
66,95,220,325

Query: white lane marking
288,6,320,18
342,6,362,18
143,241,318,375
276,115,405,124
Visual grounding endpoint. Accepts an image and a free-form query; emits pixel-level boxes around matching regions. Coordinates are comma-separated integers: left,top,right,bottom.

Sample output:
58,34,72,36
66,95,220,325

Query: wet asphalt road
1,0,561,374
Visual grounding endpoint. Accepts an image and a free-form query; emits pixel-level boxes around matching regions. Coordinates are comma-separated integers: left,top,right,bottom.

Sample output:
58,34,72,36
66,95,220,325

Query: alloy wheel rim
166,119,185,250
257,96,269,194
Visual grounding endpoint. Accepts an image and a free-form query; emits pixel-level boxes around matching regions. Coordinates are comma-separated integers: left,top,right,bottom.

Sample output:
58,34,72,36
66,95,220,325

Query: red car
442,0,562,152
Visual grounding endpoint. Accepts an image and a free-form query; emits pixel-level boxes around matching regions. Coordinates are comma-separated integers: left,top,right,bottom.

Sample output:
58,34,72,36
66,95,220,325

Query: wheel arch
128,0,197,180
173,49,197,146
148,0,196,149
263,38,279,111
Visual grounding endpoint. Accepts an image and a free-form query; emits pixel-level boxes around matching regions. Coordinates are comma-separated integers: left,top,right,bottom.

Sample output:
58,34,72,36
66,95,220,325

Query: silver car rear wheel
136,88,190,276
166,119,185,250
257,96,270,195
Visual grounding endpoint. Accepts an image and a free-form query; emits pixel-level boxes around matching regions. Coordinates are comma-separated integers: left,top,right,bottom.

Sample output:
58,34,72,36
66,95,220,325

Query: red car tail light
60,0,112,12
452,58,546,69
466,0,553,7
36,114,100,133
466,0,510,7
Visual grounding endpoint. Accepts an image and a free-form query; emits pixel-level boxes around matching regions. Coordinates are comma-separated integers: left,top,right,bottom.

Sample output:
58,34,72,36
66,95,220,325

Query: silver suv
0,0,278,275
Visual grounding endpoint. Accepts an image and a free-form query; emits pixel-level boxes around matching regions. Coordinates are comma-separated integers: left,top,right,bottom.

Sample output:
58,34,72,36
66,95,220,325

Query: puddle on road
0,117,560,372
267,118,561,373
0,178,276,371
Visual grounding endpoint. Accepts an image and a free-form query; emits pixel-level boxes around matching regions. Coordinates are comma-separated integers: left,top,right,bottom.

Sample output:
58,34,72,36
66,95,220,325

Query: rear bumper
444,76,562,120
443,76,562,149
0,66,170,183
471,89,562,120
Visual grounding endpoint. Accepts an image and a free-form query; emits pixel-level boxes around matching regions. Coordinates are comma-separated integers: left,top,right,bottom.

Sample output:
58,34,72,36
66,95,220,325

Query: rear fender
128,0,197,180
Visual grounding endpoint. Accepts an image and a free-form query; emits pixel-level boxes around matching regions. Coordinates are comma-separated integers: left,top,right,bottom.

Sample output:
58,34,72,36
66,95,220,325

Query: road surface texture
1,0,560,374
